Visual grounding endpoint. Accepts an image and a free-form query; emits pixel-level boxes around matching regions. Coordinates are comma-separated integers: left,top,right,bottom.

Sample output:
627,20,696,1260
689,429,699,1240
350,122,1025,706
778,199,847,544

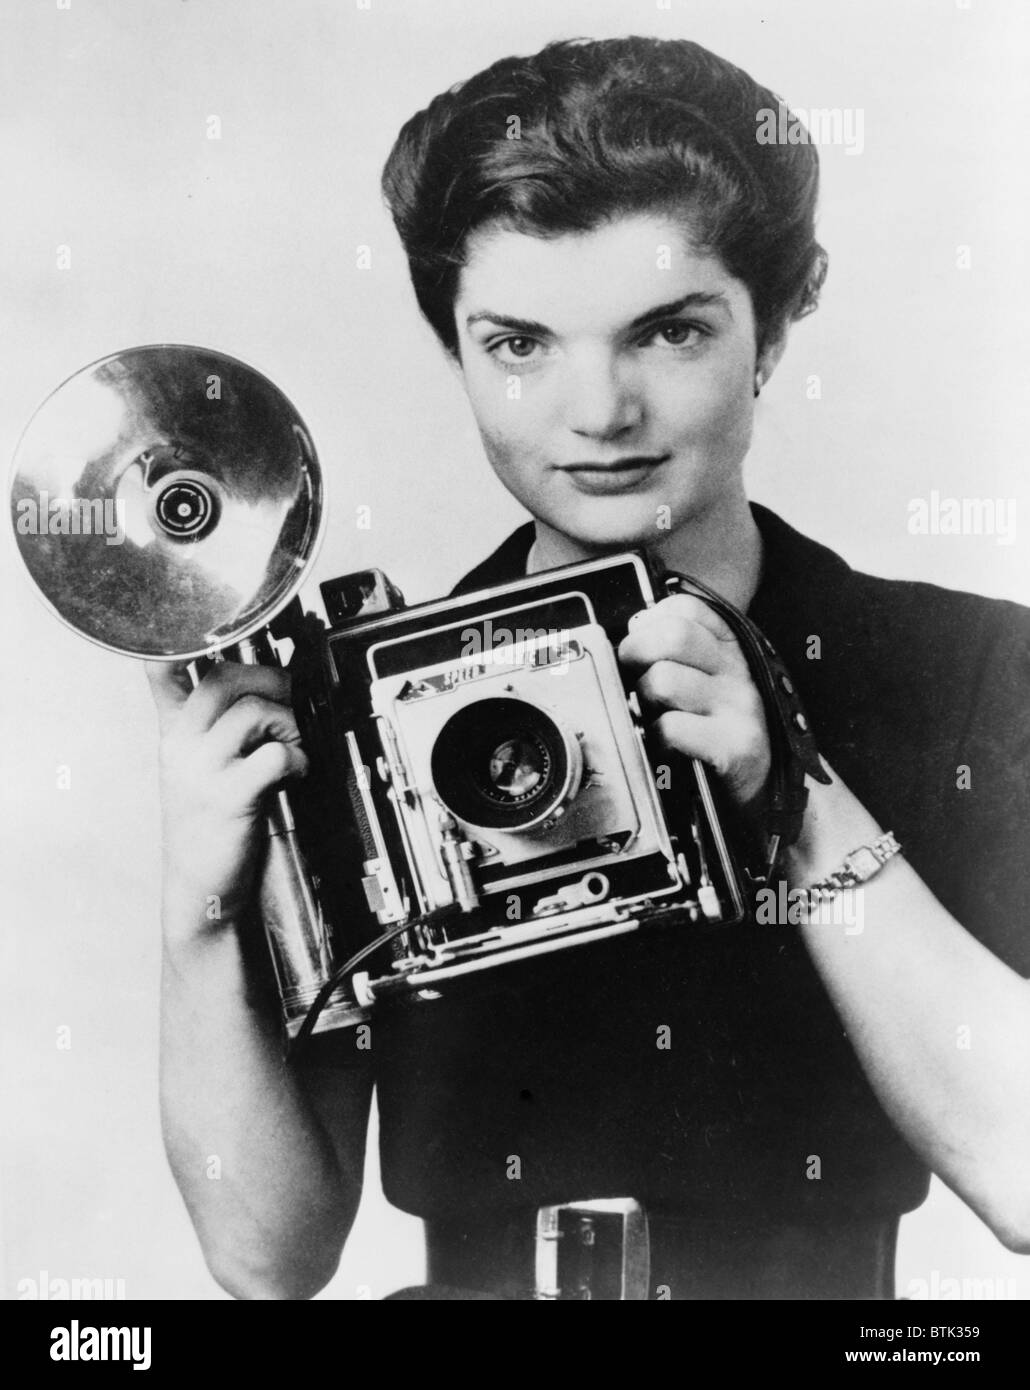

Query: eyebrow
464,292,732,337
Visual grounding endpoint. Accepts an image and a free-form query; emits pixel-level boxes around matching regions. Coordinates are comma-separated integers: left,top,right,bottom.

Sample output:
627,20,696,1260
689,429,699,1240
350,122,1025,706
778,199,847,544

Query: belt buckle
533,1198,650,1301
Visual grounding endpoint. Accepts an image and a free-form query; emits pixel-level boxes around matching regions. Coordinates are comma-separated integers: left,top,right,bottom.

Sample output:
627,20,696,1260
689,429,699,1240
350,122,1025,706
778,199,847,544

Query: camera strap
658,569,831,884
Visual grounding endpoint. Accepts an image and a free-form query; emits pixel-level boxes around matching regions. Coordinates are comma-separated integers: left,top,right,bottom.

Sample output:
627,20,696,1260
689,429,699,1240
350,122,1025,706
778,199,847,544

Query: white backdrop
1,0,1027,1301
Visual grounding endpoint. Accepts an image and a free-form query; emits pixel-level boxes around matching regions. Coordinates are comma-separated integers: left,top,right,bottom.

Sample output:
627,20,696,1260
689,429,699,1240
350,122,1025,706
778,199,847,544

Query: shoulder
845,570,1030,769
847,567,1030,691
752,503,1030,700
846,561,1030,645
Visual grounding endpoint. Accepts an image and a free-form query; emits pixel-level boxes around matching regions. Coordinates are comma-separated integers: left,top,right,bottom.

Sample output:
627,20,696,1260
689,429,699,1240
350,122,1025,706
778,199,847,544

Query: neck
529,493,763,612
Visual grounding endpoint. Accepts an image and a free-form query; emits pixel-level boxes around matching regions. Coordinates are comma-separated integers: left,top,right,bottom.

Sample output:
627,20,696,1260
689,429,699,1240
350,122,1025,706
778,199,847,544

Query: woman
148,36,1030,1300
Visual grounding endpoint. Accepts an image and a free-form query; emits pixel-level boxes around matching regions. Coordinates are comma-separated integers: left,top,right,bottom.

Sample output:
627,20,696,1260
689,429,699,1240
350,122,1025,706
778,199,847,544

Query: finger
228,738,309,807
620,608,724,676
145,661,195,731
205,694,304,769
636,660,713,717
178,663,294,736
646,593,738,642
622,595,748,675
652,709,728,776
655,706,770,797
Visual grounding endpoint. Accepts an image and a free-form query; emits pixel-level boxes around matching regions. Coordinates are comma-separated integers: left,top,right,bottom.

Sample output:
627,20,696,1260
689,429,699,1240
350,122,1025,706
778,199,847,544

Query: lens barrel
431,696,582,832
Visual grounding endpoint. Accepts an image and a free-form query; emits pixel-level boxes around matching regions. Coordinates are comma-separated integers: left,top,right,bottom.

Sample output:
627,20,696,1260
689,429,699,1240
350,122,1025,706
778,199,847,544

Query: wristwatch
803,831,902,907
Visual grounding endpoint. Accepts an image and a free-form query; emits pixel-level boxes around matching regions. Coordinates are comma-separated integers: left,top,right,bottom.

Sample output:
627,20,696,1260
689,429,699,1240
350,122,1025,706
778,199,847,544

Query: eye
641,320,709,349
490,335,542,365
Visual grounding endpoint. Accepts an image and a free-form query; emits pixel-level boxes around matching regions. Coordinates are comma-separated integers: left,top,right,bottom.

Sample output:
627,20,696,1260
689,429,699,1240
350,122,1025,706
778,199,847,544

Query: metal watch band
804,831,902,907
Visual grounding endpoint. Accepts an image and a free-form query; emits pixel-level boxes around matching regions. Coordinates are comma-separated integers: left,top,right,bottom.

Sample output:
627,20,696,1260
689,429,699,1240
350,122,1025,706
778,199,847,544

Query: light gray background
1,0,1027,1300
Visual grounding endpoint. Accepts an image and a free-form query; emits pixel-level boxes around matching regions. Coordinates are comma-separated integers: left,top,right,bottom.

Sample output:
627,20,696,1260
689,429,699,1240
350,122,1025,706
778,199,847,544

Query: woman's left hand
617,593,771,812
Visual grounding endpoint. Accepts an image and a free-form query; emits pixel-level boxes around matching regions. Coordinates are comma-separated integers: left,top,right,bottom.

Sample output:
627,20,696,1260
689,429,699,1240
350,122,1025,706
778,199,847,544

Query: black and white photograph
2,0,1027,1342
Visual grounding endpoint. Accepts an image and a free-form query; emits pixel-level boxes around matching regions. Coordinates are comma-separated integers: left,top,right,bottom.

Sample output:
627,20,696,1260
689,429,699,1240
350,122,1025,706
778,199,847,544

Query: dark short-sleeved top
359,504,1030,1223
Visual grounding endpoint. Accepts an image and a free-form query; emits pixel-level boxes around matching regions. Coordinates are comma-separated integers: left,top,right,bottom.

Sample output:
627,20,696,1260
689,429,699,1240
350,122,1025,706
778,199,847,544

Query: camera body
15,345,818,1047
289,550,745,1032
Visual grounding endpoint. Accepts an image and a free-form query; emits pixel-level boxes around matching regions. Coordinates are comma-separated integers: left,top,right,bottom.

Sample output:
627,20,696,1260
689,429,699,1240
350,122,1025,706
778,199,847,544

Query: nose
562,349,643,440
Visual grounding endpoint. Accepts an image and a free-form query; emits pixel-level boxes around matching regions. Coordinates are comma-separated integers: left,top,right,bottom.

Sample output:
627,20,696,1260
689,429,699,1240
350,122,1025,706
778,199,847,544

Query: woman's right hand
146,661,309,931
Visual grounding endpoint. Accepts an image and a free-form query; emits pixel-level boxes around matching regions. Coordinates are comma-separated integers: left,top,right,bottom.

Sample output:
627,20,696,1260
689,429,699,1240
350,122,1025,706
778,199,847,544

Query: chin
555,498,677,554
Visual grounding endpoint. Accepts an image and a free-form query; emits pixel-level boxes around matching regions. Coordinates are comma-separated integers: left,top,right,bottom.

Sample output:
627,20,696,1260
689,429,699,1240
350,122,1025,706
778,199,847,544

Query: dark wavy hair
381,36,827,357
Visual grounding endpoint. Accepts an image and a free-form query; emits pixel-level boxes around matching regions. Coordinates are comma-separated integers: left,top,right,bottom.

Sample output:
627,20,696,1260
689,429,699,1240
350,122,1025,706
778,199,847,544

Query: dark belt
414,1204,899,1301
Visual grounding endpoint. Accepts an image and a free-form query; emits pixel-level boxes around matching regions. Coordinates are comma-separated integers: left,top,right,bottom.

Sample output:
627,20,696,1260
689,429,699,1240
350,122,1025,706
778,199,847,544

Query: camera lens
488,734,550,800
431,697,581,831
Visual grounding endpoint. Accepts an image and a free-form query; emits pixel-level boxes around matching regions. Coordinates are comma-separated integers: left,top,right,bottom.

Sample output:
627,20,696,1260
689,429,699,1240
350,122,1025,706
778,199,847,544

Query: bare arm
149,661,372,1300
785,769,1030,1253
621,593,1030,1253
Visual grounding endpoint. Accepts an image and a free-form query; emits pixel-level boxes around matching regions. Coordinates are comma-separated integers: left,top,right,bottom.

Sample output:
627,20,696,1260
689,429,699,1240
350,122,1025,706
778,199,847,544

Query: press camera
284,549,745,1032
13,346,827,1046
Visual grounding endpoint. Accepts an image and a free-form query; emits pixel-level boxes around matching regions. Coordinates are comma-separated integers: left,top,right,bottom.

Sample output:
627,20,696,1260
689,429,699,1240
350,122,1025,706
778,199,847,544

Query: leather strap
658,568,831,884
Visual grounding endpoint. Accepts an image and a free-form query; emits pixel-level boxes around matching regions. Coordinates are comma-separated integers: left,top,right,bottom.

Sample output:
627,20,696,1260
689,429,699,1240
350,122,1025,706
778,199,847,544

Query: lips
559,455,669,496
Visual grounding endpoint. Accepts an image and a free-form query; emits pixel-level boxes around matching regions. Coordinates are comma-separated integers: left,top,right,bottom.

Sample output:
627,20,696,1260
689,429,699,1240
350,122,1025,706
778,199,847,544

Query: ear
754,327,789,394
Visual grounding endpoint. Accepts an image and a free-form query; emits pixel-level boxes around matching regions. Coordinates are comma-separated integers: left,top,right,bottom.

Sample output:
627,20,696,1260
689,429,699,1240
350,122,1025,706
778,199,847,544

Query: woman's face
452,212,772,554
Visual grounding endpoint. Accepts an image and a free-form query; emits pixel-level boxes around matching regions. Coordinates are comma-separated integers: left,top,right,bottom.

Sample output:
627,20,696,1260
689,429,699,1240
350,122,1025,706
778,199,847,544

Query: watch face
847,847,881,881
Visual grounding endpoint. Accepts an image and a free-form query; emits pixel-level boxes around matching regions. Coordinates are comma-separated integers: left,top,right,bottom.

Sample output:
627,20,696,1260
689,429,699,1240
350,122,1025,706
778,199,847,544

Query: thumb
145,661,194,731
